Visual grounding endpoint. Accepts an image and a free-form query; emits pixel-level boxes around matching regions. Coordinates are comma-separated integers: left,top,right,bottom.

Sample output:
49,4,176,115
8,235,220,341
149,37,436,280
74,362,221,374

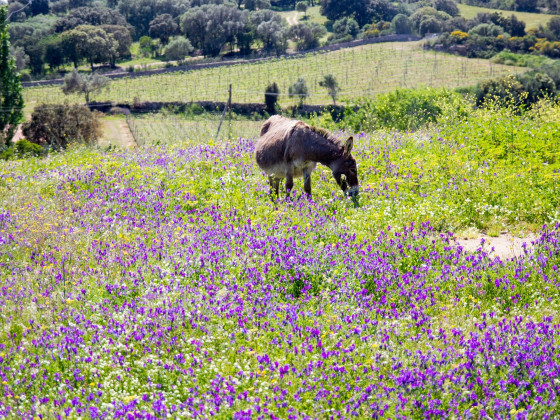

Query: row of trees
426,10,560,59
264,74,340,113
10,3,335,74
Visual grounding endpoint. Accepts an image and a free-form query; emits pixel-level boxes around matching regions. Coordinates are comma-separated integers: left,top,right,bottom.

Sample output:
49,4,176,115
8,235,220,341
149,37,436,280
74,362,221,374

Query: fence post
216,84,232,141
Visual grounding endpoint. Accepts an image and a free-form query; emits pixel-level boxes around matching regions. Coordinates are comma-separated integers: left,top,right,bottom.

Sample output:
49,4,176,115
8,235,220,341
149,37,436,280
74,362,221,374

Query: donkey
255,115,359,199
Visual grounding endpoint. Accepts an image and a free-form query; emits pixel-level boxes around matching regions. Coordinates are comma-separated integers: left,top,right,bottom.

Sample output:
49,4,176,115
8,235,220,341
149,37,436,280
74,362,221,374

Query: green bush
1,139,45,160
441,98,560,165
339,87,469,132
490,51,556,68
475,73,556,108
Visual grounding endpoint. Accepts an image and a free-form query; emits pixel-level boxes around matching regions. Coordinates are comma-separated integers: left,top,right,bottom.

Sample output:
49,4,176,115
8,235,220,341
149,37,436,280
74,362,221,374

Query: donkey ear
344,136,354,156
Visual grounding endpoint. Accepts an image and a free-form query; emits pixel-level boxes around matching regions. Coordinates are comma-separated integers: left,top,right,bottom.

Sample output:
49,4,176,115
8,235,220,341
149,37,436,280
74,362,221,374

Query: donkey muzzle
347,186,359,198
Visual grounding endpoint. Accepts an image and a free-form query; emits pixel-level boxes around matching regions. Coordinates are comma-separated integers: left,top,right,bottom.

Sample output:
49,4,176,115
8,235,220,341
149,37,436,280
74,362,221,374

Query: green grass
127,114,264,146
23,42,523,108
457,3,555,28
279,6,331,44
3,98,560,417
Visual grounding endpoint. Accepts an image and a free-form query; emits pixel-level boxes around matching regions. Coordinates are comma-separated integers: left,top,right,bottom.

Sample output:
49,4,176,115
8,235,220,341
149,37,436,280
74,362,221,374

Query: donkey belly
260,161,316,179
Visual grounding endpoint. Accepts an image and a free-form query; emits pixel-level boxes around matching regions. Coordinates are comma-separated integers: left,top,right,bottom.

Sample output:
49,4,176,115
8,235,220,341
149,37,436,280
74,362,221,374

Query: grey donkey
255,115,359,199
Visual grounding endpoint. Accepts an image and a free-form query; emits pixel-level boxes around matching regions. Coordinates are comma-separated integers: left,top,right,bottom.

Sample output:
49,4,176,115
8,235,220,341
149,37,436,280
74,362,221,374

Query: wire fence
125,112,264,146
22,42,524,109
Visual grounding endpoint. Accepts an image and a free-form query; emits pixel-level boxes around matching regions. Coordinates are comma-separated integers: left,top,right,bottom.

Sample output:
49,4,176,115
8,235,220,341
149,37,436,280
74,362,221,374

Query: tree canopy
0,6,24,148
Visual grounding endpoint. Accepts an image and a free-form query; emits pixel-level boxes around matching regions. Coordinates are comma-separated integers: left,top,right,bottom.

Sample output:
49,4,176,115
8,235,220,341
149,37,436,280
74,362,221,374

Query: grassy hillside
23,42,522,108
457,3,555,28
2,100,560,417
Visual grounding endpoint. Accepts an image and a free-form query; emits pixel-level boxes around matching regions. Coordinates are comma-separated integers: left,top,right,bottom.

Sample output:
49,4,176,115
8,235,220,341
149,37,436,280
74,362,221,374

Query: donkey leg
273,178,280,197
303,167,312,199
285,167,294,199
268,175,276,199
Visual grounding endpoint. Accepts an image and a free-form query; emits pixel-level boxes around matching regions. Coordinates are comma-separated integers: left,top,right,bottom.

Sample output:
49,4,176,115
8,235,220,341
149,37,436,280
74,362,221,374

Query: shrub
0,139,45,160
475,73,556,108
490,51,555,67
468,23,505,37
333,17,359,39
23,104,101,150
288,78,308,107
264,82,279,115
450,30,468,39
165,37,193,61
392,14,412,35
432,0,459,17
419,16,443,36
475,75,525,107
341,87,469,132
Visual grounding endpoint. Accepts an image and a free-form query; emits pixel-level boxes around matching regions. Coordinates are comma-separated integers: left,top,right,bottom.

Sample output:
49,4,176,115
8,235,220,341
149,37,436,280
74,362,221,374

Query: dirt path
286,12,302,26
454,234,537,260
99,117,136,149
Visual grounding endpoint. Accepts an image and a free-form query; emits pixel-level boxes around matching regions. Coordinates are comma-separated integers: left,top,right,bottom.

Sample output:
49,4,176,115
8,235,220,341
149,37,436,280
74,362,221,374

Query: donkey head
331,136,359,198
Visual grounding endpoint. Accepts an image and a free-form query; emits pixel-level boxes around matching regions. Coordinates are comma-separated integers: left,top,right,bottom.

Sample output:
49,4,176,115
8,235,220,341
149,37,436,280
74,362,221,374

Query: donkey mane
295,122,343,148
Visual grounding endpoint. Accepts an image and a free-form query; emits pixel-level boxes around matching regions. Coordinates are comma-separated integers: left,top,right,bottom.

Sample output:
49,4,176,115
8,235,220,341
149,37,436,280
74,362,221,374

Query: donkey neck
303,130,343,166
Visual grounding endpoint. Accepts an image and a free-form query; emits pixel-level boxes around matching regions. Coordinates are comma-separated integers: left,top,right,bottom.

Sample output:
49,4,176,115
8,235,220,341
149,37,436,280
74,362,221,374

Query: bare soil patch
454,234,538,260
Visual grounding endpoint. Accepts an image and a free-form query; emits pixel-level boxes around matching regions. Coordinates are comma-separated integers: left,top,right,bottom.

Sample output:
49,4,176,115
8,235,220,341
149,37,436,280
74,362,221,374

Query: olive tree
62,69,110,103
289,77,308,107
319,74,340,105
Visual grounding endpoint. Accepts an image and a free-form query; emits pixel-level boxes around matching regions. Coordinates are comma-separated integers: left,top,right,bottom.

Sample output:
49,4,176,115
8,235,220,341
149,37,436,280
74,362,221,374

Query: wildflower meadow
1,101,560,419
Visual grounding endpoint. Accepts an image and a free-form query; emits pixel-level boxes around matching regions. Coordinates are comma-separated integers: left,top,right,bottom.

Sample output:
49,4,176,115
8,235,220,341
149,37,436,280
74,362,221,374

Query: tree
61,25,118,70
244,0,272,10
181,5,247,57
29,0,49,16
62,69,110,103
296,1,308,17
320,0,370,26
21,35,45,74
515,0,537,12
289,22,326,50
392,14,412,34
149,14,178,45
432,0,459,17
43,35,65,70
0,6,24,148
333,17,359,39
264,82,279,114
118,0,188,39
139,35,156,57
419,16,443,36
9,45,29,71
251,9,288,53
54,7,128,33
289,77,308,107
319,74,339,105
548,16,560,38
368,0,399,23
7,2,27,22
100,25,133,66
23,104,101,150
164,36,193,60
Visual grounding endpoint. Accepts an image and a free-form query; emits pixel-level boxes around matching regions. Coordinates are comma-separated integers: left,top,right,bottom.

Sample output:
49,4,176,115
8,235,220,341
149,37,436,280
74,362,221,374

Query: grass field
2,99,560,417
127,114,264,146
23,42,523,108
457,3,555,28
